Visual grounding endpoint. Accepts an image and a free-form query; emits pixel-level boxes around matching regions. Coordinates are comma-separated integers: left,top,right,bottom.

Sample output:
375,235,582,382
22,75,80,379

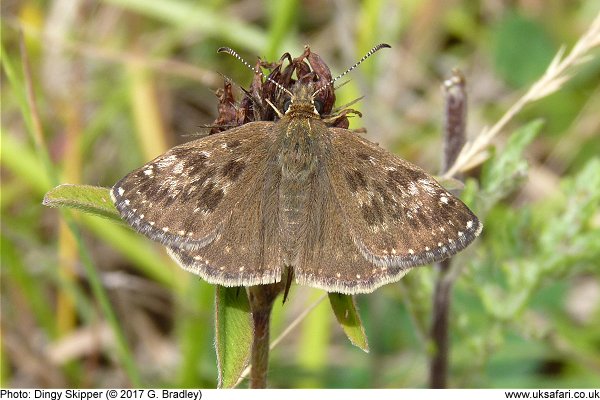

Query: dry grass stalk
443,12,600,179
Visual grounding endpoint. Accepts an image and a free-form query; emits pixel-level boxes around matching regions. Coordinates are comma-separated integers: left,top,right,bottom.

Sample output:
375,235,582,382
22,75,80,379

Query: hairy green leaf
43,184,121,222
215,286,252,388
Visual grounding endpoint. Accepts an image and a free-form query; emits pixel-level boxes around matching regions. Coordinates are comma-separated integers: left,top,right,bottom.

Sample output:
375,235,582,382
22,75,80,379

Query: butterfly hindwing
325,127,482,268
292,164,411,294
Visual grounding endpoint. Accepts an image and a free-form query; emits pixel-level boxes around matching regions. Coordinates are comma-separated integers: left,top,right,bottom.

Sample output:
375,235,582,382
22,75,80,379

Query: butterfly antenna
313,43,391,97
218,47,293,97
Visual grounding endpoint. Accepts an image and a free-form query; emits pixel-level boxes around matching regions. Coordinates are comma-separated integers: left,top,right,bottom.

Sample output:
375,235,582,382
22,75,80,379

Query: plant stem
430,259,452,388
249,305,272,388
247,281,284,388
430,70,467,388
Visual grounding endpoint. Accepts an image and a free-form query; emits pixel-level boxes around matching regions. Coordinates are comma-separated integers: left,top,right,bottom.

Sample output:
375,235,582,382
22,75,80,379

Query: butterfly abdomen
277,118,321,265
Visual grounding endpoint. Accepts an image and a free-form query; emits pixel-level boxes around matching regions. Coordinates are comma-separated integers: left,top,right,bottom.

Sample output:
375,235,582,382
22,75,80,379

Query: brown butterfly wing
292,163,411,294
166,167,283,286
324,128,482,268
111,122,276,253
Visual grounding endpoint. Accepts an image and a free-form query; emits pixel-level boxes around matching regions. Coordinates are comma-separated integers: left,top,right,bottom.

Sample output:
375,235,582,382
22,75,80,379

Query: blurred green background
2,0,600,389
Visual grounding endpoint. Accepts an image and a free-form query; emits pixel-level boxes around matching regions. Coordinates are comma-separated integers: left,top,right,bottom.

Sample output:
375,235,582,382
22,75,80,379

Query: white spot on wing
408,182,419,196
173,162,184,174
118,187,125,196
157,154,177,168
418,179,437,194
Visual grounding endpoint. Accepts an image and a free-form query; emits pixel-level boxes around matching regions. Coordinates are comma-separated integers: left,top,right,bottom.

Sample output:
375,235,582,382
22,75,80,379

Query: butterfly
111,45,482,294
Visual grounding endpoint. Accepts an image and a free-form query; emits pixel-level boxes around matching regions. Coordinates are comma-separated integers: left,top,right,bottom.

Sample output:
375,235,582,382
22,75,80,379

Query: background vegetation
2,0,599,388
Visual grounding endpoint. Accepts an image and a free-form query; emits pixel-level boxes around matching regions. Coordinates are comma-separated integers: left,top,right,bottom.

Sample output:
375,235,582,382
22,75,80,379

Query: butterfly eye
283,99,292,112
314,99,324,115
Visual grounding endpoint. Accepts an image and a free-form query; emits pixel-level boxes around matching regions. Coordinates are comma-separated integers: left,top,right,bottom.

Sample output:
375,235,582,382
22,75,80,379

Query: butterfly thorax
278,83,325,176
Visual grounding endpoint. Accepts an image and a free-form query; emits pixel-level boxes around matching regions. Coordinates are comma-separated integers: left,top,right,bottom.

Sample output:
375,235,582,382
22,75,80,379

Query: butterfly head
283,82,326,118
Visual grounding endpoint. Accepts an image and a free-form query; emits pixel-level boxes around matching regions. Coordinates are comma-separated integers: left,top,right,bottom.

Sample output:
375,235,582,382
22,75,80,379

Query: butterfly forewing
325,127,482,268
111,121,275,252
165,170,283,287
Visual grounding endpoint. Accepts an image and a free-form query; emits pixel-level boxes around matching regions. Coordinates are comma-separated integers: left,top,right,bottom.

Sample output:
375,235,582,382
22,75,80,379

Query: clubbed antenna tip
313,43,391,97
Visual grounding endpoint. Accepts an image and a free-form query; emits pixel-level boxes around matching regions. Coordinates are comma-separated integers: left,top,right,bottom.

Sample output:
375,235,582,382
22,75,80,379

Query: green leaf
328,293,369,352
215,286,252,388
43,184,121,222
537,157,600,272
480,119,544,208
